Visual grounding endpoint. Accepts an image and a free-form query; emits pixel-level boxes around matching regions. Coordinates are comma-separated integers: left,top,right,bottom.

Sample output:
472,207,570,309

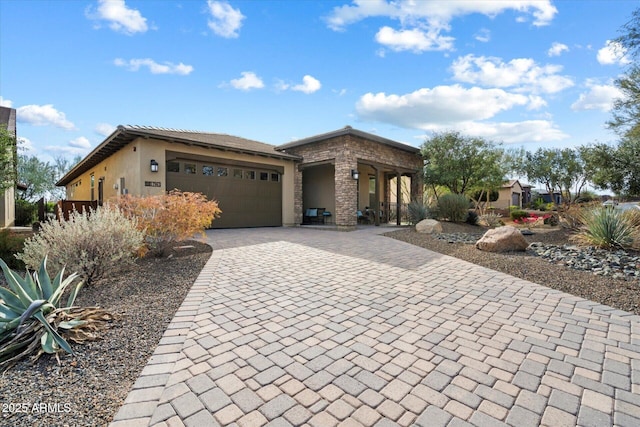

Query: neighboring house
540,192,562,205
0,106,17,228
494,179,524,210
57,125,423,230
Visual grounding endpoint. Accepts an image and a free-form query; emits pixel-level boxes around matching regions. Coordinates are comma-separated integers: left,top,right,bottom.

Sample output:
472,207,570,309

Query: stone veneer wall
284,134,423,229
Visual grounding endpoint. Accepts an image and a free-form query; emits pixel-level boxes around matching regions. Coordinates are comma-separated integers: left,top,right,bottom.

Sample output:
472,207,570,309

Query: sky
0,0,637,165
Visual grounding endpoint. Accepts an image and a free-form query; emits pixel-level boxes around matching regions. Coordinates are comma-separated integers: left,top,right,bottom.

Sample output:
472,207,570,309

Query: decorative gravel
0,242,212,427
386,223,640,316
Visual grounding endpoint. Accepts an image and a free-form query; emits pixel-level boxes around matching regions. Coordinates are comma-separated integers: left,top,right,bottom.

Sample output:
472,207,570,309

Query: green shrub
510,210,528,221
466,210,479,225
0,230,26,270
407,201,430,225
14,200,37,226
17,205,145,285
573,207,638,249
437,194,469,222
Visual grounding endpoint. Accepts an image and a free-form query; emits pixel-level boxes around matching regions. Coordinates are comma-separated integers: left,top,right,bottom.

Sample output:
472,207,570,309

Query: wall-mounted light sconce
150,159,159,173
351,169,359,180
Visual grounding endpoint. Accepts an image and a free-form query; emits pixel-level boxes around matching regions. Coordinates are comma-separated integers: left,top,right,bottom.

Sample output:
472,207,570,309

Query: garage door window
202,165,214,176
260,172,269,181
233,169,243,179
245,170,255,180
168,162,180,173
217,167,228,177
271,173,280,182
185,163,196,174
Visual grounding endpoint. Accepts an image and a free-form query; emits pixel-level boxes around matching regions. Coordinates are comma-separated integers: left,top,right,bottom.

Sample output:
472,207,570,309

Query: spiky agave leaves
0,256,88,369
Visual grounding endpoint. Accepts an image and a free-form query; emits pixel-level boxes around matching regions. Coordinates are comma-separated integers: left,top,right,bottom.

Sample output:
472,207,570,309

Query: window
259,172,269,181
184,163,196,174
202,165,214,176
167,161,180,173
90,174,95,201
217,167,228,177
233,169,243,179
270,173,280,182
245,170,255,180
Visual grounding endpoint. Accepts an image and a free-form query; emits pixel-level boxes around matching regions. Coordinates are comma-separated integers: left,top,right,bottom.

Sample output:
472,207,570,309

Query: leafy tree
421,131,506,209
581,141,640,197
0,128,17,196
512,147,588,209
16,154,57,202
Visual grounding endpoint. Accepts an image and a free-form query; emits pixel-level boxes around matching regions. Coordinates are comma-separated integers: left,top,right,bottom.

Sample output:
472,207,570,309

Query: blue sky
0,0,636,163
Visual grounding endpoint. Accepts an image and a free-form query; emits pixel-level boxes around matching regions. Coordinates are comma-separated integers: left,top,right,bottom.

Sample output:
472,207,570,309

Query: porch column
335,157,357,229
396,171,402,226
374,167,380,226
294,164,303,225
411,171,424,204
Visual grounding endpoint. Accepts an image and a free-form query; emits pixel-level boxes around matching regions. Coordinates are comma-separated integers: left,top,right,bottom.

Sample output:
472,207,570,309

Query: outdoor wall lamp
150,159,159,173
351,169,359,180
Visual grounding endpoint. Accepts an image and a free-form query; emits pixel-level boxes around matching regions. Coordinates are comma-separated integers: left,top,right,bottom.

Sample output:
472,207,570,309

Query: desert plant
407,200,430,225
0,257,113,370
510,210,529,221
0,229,27,270
115,190,221,255
480,212,503,227
572,207,638,249
16,205,144,285
466,210,479,225
437,193,469,222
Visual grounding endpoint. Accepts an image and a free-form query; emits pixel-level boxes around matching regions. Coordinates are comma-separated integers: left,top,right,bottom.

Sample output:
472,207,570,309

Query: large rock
416,219,442,234
475,226,529,252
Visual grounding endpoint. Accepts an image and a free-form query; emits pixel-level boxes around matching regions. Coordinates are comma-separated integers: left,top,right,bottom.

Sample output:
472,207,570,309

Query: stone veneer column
334,156,357,230
294,166,303,225
411,171,424,203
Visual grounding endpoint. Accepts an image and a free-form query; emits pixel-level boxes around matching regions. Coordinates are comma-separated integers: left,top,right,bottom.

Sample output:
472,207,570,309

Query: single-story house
0,106,17,228
56,125,423,230
494,179,524,210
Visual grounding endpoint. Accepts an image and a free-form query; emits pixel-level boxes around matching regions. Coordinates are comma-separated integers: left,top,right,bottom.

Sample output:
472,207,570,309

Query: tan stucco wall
495,182,524,210
65,137,297,226
302,164,335,216
0,187,15,227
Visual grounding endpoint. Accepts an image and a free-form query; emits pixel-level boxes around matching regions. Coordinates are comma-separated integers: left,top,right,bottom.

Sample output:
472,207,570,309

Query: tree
421,131,506,207
0,128,17,196
513,147,588,209
581,141,640,197
16,154,57,201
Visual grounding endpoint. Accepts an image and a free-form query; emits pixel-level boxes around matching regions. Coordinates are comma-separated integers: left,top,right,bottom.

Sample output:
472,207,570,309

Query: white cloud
450,54,574,94
87,0,148,35
0,97,12,107
474,28,490,43
114,58,193,75
69,136,91,149
448,120,569,144
571,81,623,112
292,75,322,94
597,40,631,65
548,42,569,57
229,72,264,91
207,0,245,38
17,104,75,130
356,85,529,128
326,1,557,52
95,123,117,136
17,137,35,154
375,26,454,52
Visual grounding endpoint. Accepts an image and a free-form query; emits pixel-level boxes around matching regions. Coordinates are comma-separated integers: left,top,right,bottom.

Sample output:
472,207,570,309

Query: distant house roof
502,179,520,188
57,125,301,186
276,126,421,155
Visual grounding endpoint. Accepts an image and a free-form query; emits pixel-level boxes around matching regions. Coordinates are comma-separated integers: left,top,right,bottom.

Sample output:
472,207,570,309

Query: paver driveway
110,227,640,427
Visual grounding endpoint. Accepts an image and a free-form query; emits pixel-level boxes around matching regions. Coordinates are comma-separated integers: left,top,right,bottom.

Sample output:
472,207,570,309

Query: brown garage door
166,158,282,228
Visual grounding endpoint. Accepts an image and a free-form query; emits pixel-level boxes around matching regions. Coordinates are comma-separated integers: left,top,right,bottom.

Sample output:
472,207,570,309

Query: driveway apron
110,227,640,427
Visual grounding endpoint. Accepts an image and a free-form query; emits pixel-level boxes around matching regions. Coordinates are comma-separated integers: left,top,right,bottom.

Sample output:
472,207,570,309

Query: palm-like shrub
572,207,638,249
17,205,144,285
0,257,112,370
437,194,469,222
407,201,430,225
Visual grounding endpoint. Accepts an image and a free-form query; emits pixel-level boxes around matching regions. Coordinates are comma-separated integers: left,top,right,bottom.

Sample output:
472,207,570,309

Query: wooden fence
55,200,99,221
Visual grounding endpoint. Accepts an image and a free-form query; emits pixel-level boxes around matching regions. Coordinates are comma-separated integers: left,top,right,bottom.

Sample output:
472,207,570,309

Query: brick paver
110,227,640,426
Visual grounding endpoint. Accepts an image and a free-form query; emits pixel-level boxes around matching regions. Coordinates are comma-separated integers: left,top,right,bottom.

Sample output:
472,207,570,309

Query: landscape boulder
475,226,529,252
416,219,443,234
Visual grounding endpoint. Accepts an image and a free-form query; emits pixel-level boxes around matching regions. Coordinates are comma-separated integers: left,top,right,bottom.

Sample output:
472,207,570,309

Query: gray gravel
0,242,212,427
386,223,640,316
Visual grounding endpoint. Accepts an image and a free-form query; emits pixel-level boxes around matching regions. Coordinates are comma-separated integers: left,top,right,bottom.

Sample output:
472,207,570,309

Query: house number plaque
145,181,162,187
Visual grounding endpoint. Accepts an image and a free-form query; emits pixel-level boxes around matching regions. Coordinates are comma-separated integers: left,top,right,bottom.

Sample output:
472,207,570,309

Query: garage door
166,157,282,228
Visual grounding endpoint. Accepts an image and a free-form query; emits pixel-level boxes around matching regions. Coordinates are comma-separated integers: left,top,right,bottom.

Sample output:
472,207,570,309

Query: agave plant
0,256,88,369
